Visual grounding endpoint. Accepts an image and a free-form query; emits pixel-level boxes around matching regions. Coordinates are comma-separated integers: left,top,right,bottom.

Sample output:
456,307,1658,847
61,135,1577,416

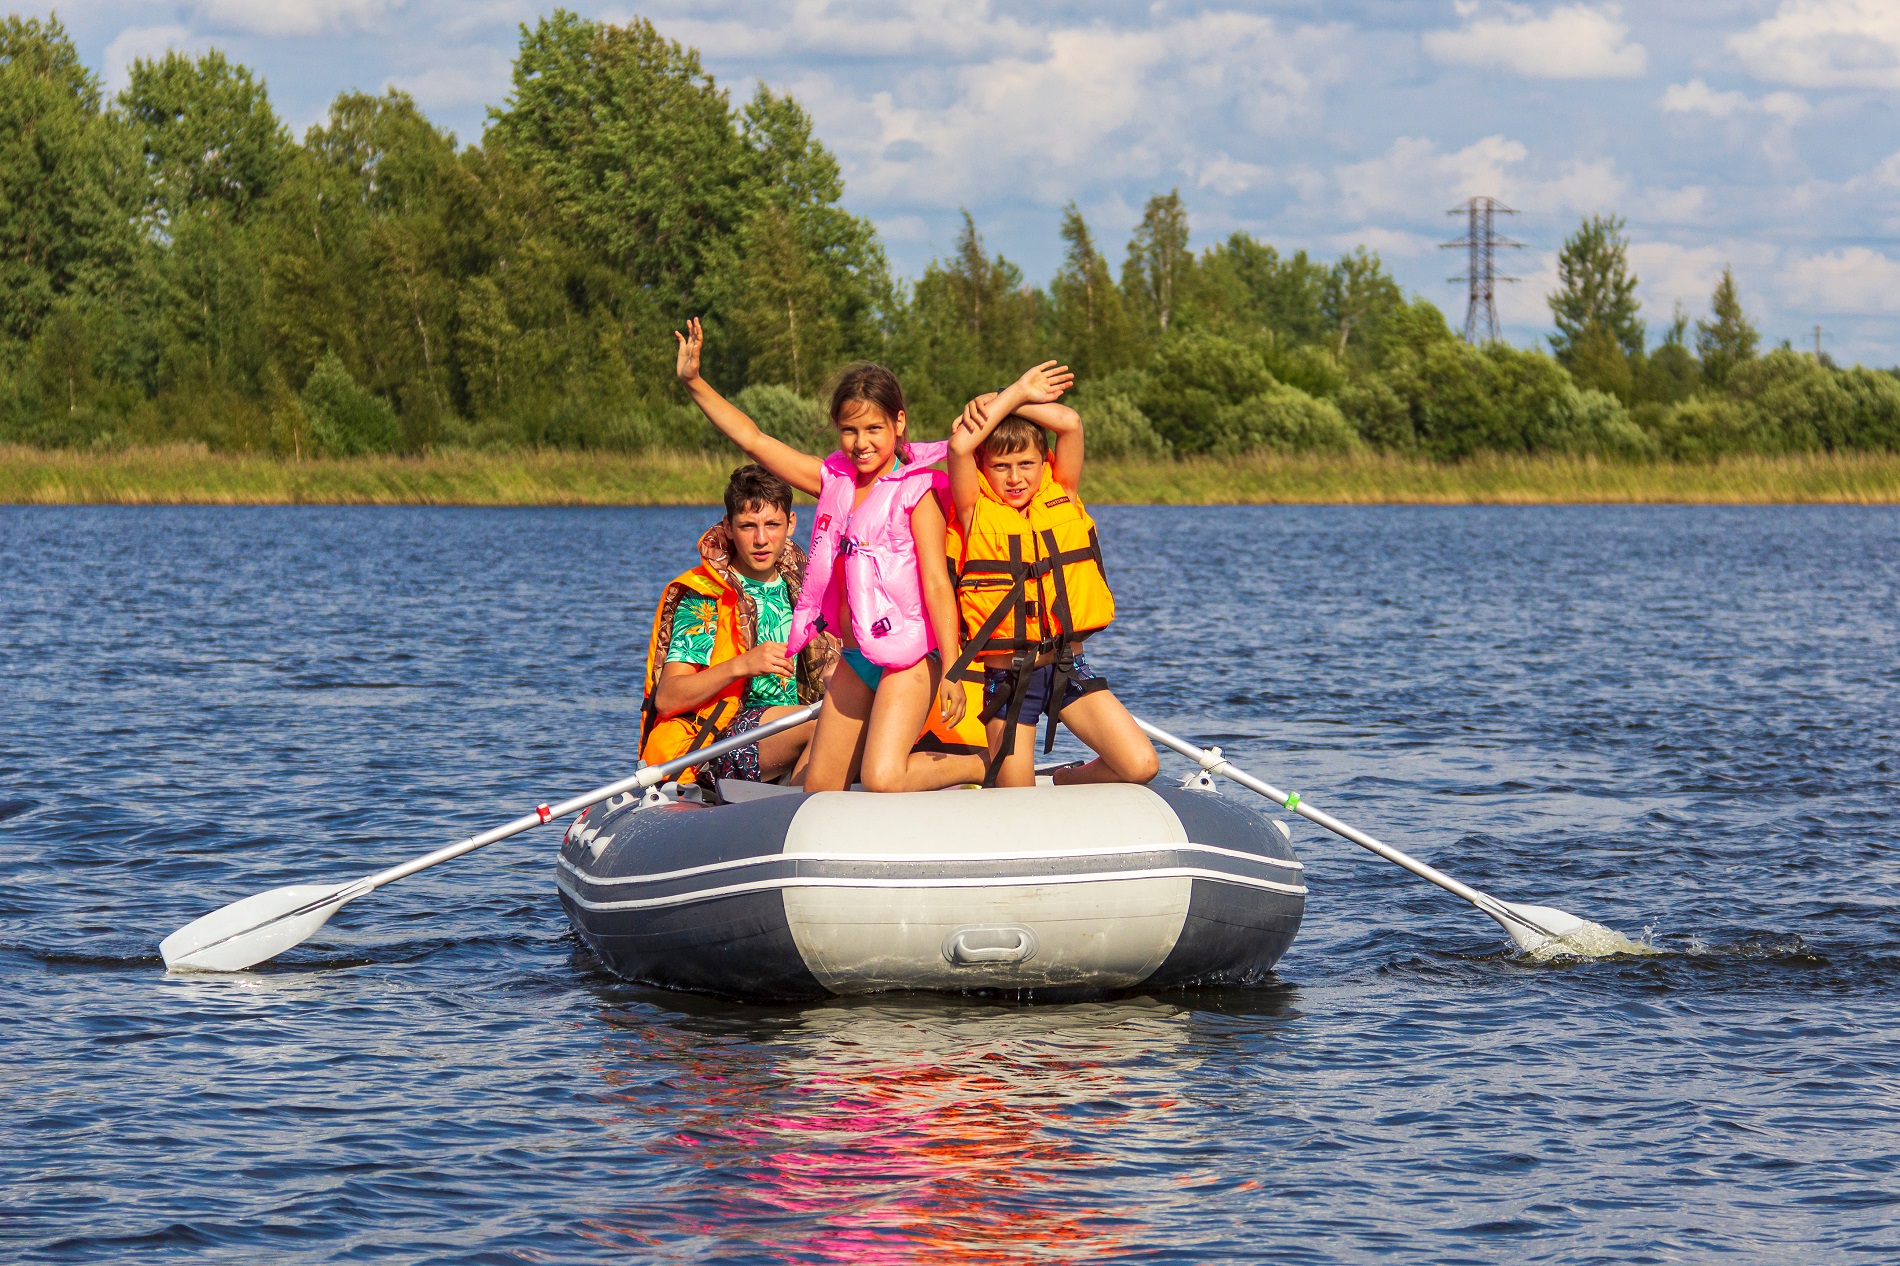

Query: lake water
4,503,1898,1263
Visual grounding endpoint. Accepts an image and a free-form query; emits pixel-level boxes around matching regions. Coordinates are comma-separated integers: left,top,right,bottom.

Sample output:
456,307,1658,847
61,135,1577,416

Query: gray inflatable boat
557,780,1304,1001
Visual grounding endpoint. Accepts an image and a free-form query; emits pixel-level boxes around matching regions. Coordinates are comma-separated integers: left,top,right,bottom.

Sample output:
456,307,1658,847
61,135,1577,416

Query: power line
1442,196,1523,344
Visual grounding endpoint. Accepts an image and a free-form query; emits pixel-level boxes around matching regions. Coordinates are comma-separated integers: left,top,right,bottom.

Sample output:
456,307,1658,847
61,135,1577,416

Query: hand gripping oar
160,702,822,973
1135,718,1593,952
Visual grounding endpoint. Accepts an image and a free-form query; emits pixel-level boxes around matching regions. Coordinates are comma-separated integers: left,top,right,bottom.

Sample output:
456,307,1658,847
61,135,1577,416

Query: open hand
954,392,1001,437
674,317,705,384
938,676,967,729
739,641,795,680
1014,360,1074,404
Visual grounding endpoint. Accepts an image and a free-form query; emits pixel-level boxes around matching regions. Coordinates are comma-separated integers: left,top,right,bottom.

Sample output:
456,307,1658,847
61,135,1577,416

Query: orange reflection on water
584,998,1196,1263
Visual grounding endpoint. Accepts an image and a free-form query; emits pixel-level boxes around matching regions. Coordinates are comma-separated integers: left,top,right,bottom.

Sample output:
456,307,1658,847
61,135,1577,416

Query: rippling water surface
5,504,1898,1263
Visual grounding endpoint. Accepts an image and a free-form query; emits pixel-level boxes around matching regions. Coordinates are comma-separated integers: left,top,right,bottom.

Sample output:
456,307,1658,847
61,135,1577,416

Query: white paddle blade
1493,901,1588,951
160,882,358,972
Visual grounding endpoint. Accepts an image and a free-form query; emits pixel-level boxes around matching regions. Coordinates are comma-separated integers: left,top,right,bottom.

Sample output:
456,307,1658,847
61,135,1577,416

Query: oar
1135,718,1593,952
160,702,822,972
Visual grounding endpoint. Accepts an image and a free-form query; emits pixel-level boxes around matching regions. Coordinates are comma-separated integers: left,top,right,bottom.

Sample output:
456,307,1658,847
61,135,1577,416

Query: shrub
1652,396,1765,460
1072,388,1169,459
732,384,832,452
1139,331,1275,454
301,352,400,455
1538,384,1658,459
1337,376,1414,449
1211,383,1359,454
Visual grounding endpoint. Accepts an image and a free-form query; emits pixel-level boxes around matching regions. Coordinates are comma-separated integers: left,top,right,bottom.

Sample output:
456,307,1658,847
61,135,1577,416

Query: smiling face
981,443,1046,510
834,400,906,479
726,502,793,582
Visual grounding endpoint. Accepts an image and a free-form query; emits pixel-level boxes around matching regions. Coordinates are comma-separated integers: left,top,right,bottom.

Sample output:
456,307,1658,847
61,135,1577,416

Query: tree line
4,11,1896,463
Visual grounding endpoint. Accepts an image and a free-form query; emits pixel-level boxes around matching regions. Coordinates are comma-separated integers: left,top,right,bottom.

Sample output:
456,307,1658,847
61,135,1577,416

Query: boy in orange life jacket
946,376,1161,788
639,464,828,785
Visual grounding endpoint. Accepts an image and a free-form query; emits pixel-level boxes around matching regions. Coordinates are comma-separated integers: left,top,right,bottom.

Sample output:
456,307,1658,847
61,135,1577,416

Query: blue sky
34,1,1900,363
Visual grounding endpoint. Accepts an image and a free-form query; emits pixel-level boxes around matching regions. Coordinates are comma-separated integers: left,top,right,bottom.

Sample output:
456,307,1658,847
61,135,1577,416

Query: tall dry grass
5,444,1900,505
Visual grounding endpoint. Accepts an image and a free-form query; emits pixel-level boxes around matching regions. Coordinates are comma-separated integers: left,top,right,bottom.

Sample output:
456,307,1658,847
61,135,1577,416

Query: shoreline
5,445,1900,506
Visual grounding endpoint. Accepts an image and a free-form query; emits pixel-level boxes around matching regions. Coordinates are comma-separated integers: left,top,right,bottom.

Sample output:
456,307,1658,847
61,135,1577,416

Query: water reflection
579,990,1262,1263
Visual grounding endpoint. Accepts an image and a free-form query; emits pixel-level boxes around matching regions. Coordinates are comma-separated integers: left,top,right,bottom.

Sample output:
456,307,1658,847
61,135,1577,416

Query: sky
30,0,1900,363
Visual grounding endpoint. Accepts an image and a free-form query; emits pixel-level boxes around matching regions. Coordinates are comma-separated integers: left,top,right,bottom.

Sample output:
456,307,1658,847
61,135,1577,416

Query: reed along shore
6,445,1900,507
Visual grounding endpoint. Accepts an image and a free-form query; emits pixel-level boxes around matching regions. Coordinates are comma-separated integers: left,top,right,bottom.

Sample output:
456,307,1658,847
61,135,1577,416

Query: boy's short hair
977,415,1050,462
724,463,793,520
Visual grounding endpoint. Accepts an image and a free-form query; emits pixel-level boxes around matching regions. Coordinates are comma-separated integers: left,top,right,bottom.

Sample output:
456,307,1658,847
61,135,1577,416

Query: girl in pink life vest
674,318,977,792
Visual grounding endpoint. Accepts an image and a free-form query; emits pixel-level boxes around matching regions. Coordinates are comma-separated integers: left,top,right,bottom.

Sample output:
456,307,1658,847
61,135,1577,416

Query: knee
1121,747,1160,784
859,754,904,793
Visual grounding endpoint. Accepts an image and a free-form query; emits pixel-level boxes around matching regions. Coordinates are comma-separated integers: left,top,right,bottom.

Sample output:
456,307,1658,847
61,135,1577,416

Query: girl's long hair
827,362,911,464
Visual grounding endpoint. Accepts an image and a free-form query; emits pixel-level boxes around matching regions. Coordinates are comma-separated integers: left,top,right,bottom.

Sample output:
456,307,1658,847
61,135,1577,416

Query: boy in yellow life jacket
640,464,830,784
944,367,1160,788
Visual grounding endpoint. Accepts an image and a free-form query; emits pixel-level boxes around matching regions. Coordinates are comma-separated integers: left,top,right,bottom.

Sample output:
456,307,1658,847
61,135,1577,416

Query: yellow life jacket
952,465,1114,664
639,566,749,779
944,466,1115,782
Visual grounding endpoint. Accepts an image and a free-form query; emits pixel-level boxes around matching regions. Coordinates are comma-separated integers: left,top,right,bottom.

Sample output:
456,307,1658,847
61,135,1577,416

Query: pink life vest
788,440,949,671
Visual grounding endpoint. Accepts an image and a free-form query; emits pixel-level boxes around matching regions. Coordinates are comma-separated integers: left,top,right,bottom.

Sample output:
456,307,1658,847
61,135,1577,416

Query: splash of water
1522,919,1660,961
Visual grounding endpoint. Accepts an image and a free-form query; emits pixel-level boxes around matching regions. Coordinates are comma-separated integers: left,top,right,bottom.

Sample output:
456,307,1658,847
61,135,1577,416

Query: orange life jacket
952,465,1114,664
944,466,1115,782
639,566,750,779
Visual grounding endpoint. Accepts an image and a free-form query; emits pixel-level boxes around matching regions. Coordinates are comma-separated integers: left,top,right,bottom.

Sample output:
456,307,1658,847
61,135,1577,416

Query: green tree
1696,266,1758,387
892,213,1037,426
486,10,751,311
1321,247,1404,360
1549,213,1644,362
1195,233,1329,345
1047,202,1134,378
119,49,291,226
0,16,144,347
1122,190,1192,336
1635,306,1701,404
737,86,886,355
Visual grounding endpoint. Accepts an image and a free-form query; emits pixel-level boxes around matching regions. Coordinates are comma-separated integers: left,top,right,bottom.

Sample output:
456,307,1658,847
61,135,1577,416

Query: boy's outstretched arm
675,317,823,496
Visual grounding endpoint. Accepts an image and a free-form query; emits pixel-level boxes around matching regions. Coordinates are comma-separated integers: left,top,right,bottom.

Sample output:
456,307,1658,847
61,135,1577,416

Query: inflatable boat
556,779,1305,1001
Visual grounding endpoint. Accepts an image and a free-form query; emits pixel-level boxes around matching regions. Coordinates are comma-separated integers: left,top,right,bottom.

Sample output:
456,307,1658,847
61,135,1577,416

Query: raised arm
947,361,1075,525
675,318,824,496
1015,401,1083,492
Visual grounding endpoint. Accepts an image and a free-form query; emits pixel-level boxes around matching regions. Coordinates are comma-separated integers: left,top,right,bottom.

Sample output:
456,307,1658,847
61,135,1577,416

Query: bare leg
802,665,874,791
858,658,943,792
754,709,815,783
1048,690,1160,785
902,749,987,790
984,719,1042,788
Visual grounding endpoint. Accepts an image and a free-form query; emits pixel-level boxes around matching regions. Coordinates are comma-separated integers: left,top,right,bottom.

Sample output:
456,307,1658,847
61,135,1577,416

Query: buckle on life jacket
838,537,858,557
871,618,892,638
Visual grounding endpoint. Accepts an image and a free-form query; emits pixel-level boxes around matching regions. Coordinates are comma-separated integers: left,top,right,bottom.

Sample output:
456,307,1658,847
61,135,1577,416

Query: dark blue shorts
981,659,1106,727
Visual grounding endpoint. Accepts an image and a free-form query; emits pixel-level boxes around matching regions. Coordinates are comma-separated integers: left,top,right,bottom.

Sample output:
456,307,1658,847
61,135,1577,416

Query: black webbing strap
982,652,1036,786
945,535,1041,682
683,696,736,756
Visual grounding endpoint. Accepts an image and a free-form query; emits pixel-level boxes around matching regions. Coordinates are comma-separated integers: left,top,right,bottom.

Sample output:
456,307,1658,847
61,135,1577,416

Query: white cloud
1331,135,1625,220
1645,185,1708,222
186,0,406,38
1661,79,1810,123
1327,227,1437,259
1423,3,1647,79
389,48,513,118
1780,247,1900,313
1730,0,1900,89
782,12,1345,209
1659,78,1811,161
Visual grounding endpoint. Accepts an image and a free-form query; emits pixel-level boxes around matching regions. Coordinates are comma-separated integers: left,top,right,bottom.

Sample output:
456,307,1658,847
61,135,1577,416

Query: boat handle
943,925,1038,965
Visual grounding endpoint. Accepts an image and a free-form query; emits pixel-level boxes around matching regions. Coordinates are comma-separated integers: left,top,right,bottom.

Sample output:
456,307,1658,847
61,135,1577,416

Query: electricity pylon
1443,197,1522,343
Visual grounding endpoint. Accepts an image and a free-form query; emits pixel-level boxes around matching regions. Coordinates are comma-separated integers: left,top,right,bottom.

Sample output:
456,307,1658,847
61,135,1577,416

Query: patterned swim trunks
699,706,770,783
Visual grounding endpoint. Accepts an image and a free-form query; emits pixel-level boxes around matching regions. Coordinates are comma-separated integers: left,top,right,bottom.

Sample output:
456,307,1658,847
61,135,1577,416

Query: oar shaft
1136,719,1496,911
362,701,822,892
